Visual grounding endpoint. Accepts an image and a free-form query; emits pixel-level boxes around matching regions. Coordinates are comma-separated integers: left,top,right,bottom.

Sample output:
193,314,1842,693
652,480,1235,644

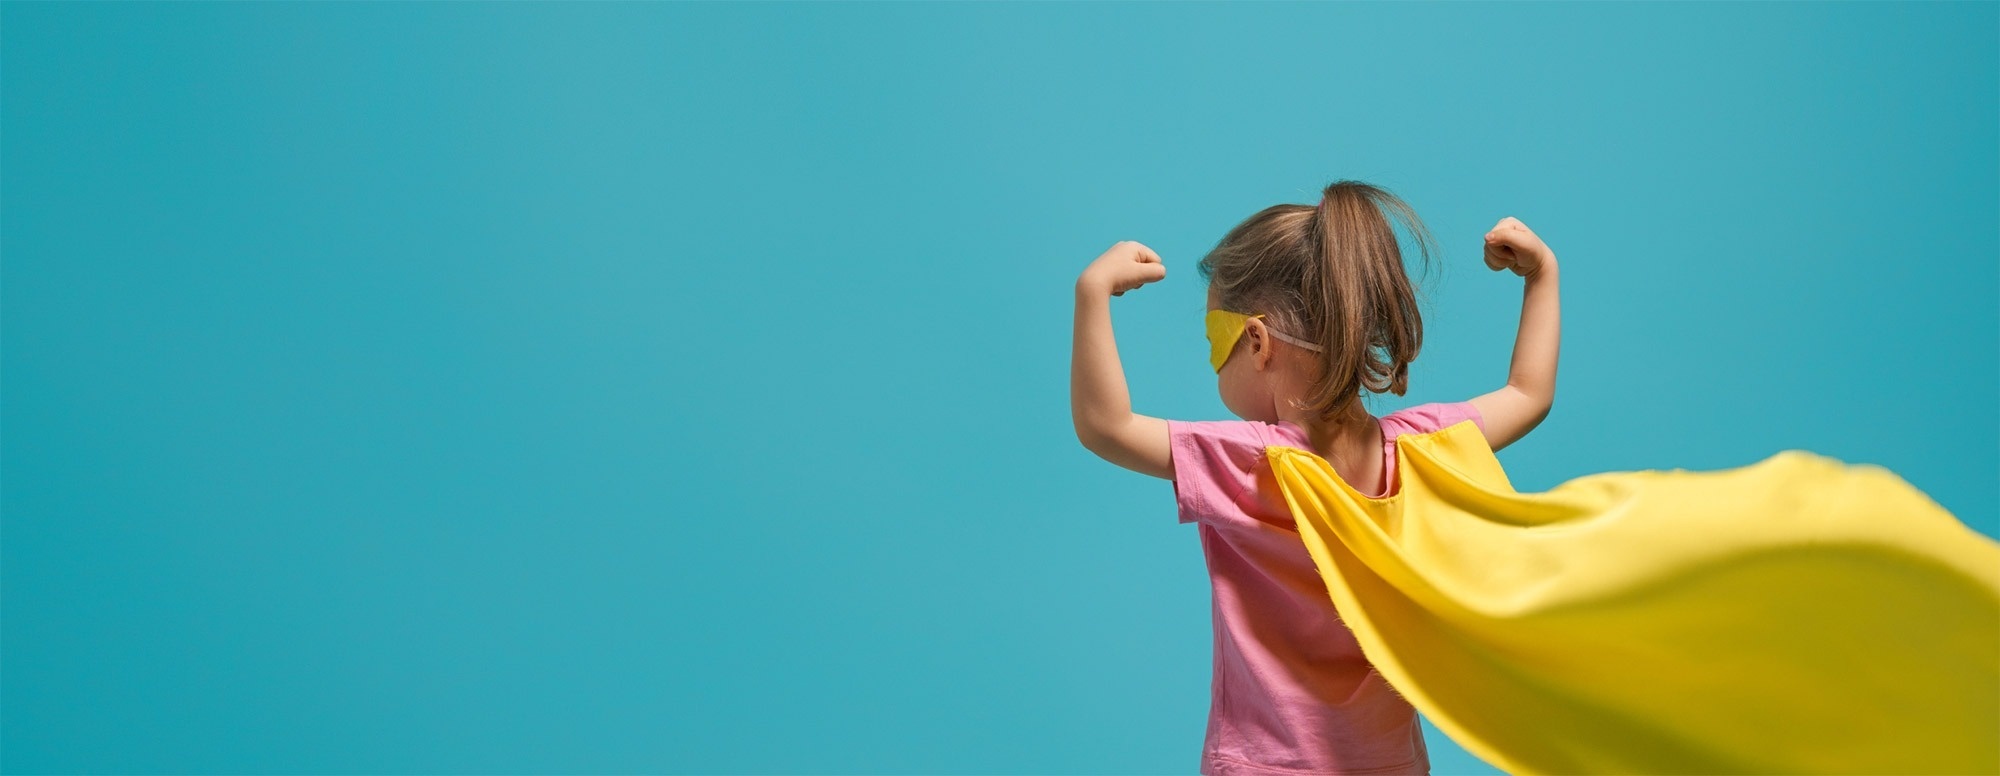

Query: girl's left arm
1072,241,1174,480
1469,217,1561,452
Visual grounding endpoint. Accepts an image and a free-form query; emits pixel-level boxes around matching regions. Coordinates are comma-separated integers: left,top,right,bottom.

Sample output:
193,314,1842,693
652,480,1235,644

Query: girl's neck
1279,402,1388,494
1276,402,1381,453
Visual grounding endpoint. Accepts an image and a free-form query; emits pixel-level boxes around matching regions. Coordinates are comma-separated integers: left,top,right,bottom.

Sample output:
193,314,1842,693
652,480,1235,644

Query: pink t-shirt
1166,402,1487,776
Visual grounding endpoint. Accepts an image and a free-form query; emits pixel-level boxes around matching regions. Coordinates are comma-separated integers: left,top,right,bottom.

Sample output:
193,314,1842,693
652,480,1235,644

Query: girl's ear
1245,318,1273,371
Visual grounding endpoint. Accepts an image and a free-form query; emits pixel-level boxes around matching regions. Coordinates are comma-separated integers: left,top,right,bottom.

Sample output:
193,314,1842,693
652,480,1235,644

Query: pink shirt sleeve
1166,419,1280,525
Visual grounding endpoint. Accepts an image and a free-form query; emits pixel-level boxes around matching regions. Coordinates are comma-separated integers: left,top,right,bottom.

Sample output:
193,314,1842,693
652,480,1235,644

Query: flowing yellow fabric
1264,419,2000,776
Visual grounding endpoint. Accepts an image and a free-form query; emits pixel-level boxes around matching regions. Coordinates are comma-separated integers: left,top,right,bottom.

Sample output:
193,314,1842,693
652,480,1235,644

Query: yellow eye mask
1205,310,1325,372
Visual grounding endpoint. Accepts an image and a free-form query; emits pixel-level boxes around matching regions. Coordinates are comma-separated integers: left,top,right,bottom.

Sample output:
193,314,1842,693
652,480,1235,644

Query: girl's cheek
1218,370,1251,420
1216,373,1236,414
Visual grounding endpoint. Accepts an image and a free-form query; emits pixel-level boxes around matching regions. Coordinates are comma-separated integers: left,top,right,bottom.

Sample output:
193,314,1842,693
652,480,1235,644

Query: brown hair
1196,179,1439,424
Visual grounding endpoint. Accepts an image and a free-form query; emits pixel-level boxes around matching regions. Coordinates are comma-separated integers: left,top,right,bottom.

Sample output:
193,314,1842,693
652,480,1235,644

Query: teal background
4,2,1994,773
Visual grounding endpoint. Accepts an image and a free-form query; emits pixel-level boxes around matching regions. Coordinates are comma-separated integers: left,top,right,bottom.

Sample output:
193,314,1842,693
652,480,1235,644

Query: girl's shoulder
1166,419,1293,525
1166,417,1289,451
1382,401,1487,437
1167,402,1485,455
1166,418,1313,482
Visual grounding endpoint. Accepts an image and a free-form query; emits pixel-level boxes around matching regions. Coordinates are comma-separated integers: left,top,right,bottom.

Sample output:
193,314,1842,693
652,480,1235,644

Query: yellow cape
1264,419,2000,776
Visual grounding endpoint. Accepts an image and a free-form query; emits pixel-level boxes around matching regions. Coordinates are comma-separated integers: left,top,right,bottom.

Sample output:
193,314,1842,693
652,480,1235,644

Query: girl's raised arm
1072,241,1174,480
1469,217,1561,452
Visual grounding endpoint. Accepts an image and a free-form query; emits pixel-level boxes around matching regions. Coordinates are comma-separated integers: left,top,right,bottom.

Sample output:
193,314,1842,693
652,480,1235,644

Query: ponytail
1298,180,1437,422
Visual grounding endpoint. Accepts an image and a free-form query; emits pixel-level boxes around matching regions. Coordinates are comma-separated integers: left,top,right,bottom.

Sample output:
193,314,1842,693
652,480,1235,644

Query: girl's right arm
1072,241,1174,480
1469,217,1560,452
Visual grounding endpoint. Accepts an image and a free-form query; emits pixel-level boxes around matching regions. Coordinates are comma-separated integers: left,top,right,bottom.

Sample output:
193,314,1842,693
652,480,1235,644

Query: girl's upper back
1169,401,1486,528
1164,401,1485,776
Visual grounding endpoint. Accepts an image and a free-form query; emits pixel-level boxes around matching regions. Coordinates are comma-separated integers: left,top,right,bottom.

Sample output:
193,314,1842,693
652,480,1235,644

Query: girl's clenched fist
1078,240,1168,297
1483,217,1557,279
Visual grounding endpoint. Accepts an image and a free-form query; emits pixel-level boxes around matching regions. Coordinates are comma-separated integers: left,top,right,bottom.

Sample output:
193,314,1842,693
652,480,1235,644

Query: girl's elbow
1528,392,1560,434
1530,394,1554,429
1074,415,1143,466
1073,419,1114,456
1074,424,1103,453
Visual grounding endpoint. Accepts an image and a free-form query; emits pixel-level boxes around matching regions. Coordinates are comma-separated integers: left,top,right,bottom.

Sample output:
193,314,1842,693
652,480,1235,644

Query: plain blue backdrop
4,2,1994,773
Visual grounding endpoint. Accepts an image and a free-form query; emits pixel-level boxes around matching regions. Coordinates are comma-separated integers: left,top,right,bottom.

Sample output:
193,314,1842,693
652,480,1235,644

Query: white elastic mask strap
1266,327,1325,353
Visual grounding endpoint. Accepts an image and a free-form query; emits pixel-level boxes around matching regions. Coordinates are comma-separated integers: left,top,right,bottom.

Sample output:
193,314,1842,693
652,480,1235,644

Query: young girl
1070,180,1560,776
